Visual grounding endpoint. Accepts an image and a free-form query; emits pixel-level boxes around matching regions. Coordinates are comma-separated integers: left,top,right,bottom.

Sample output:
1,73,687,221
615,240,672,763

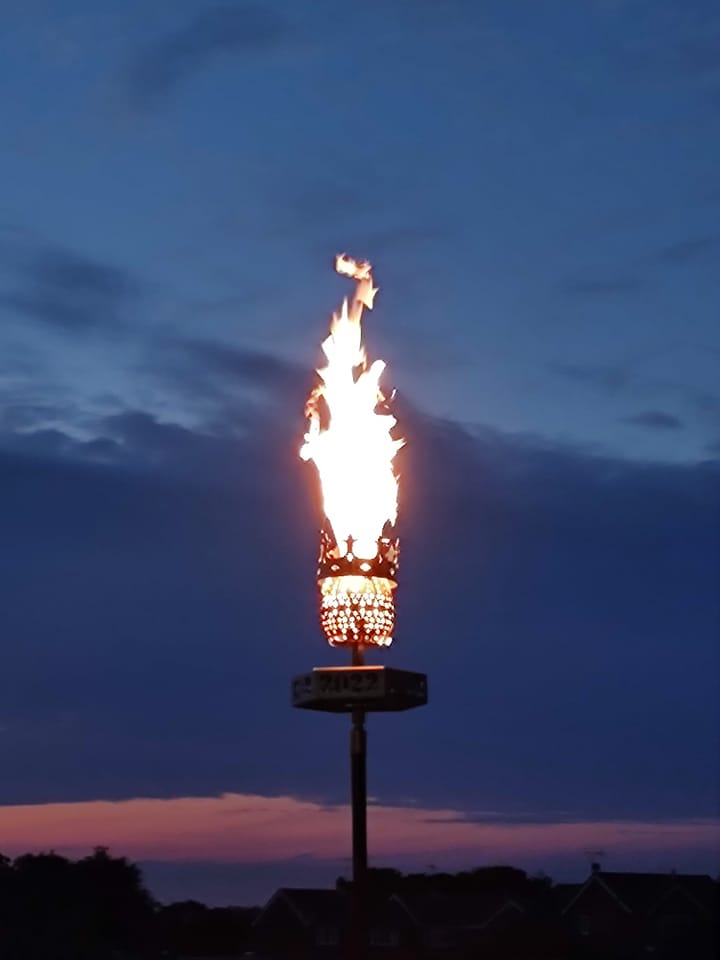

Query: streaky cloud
127,3,293,109
0,243,140,332
623,410,684,431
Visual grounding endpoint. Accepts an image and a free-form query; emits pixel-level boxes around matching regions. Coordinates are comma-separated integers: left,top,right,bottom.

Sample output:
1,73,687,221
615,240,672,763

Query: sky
0,0,718,905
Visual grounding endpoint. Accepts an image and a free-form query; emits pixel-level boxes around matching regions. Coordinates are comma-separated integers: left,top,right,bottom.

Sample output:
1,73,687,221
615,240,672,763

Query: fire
300,255,404,647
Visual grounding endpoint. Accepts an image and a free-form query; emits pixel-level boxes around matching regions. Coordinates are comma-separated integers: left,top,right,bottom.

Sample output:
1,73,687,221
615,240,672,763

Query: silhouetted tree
0,847,156,960
74,846,156,955
156,900,258,957
339,863,554,901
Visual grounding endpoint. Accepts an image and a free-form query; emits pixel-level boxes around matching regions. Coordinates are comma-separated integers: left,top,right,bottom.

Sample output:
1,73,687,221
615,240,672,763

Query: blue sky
2,0,719,459
0,0,718,903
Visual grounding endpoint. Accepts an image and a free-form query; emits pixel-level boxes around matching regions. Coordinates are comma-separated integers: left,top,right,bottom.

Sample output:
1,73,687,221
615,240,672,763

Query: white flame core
300,256,403,561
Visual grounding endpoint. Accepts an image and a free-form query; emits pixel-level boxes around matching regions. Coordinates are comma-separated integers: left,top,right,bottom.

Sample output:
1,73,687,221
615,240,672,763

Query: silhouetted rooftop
565,871,718,916
393,891,523,929
270,888,347,927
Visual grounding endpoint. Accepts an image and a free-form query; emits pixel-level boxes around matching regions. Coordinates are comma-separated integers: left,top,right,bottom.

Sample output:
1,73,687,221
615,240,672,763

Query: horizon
3,791,718,905
3,834,717,909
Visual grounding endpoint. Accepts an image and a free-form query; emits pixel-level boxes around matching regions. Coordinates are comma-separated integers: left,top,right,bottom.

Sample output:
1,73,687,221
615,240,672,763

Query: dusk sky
1,0,718,906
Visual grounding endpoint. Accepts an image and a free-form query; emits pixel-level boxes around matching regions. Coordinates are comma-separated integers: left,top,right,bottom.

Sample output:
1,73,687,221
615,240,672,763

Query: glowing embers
320,576,396,647
316,529,399,647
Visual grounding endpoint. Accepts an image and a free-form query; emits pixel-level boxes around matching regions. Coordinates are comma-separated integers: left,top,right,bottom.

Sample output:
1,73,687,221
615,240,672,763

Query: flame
335,252,372,281
300,256,403,562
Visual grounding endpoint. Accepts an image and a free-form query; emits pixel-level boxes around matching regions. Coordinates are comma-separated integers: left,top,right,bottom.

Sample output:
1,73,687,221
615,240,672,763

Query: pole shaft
350,646,367,960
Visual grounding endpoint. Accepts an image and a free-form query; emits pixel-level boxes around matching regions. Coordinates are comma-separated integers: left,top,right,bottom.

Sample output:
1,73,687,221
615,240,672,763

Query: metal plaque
292,666,428,713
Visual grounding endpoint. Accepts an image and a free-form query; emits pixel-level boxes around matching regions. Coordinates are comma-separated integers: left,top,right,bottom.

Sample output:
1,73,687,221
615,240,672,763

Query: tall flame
300,255,404,562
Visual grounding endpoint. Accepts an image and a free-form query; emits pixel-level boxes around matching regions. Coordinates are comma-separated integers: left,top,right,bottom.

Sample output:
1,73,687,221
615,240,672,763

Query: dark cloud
0,399,717,827
127,3,292,108
669,38,720,77
654,234,719,267
273,175,453,262
561,274,641,298
0,402,66,432
283,180,390,228
551,363,631,392
1,245,140,332
559,232,717,301
620,19,720,80
623,410,684,431
144,338,312,427
334,224,454,261
685,387,720,416
175,338,307,393
1,424,122,465
101,410,224,468
0,220,39,247
608,0,720,81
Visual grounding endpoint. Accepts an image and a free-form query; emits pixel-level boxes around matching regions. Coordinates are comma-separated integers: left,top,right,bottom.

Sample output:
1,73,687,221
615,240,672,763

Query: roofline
251,889,312,929
480,899,524,929
389,892,420,925
648,882,713,917
561,873,632,916
389,892,525,929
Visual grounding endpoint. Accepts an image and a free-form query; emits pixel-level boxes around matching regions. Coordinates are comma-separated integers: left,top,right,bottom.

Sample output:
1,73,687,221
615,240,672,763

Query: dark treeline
0,847,155,958
339,864,554,900
0,849,556,958
2,849,715,958
0,847,258,959
157,899,259,957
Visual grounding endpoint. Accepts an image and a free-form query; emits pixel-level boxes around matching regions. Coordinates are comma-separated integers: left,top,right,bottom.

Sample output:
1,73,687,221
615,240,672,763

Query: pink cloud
1,793,717,870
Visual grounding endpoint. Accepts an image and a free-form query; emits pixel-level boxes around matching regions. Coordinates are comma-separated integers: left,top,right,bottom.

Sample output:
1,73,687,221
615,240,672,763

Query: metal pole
350,645,367,960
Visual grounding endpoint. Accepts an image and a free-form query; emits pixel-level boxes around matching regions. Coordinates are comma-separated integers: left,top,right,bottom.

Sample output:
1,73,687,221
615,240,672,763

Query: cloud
2,792,717,905
684,386,720,415
335,224,455,261
271,173,454,265
654,234,719,267
127,3,293,108
550,359,720,446
550,363,631,392
0,244,140,332
623,410,684,431
172,338,308,395
0,401,67,432
561,274,641,298
0,396,717,829
141,338,312,433
99,410,227,471
609,2,720,81
559,233,717,301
